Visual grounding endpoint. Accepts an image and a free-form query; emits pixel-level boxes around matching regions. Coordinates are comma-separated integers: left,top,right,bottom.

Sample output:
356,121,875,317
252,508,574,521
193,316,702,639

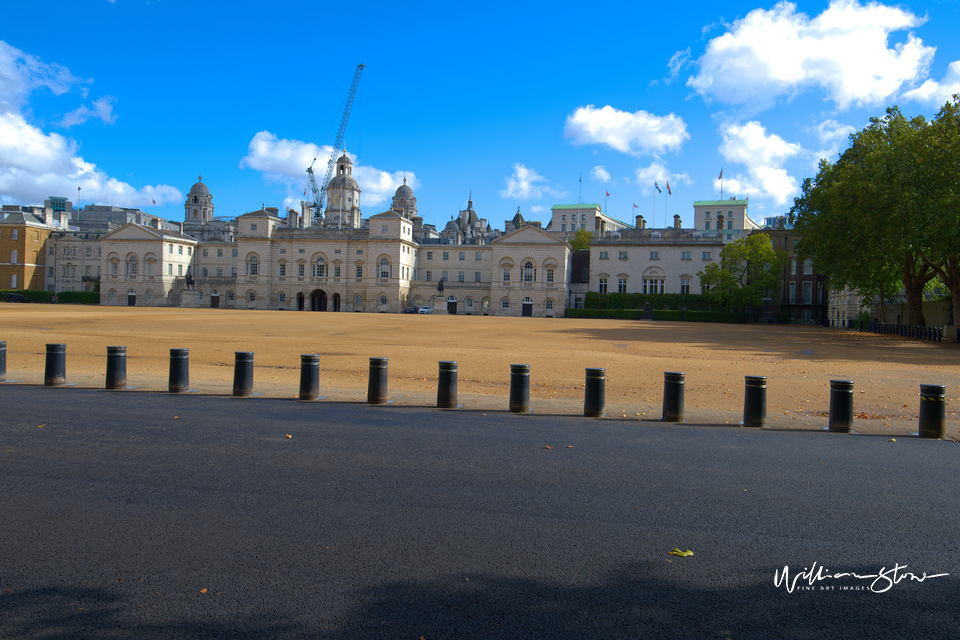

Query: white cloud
564,105,689,156
0,41,179,208
634,161,691,196
239,130,417,209
688,0,935,111
498,163,563,200
666,48,692,83
903,60,960,106
590,165,611,183
59,96,117,128
719,121,801,204
808,118,856,166
529,205,547,214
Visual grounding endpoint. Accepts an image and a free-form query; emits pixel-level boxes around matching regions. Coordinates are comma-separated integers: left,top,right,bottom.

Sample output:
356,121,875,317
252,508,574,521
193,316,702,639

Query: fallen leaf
285,434,292,439
669,548,694,557
544,445,552,449
889,438,896,442
199,588,207,594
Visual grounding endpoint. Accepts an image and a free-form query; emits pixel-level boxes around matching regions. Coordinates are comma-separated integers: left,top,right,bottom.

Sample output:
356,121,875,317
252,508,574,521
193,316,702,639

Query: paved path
1,385,958,639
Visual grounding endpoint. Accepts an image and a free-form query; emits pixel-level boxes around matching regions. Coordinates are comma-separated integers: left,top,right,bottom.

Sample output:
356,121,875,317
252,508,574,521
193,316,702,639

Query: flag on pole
633,203,638,208
718,168,723,180
606,190,610,197
152,199,156,205
654,182,662,194
666,181,672,195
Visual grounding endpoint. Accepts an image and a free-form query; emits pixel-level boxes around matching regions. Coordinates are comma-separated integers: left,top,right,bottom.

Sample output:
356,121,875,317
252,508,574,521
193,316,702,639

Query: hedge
566,307,748,323
584,291,712,311
0,289,99,304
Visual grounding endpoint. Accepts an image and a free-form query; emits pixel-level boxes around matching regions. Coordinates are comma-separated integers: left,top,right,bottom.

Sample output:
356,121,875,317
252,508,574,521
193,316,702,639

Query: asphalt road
1,384,958,639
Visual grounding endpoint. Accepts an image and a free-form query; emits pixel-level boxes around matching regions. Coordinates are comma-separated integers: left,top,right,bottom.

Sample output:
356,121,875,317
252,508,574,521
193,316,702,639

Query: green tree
697,234,785,312
568,228,593,251
790,107,936,325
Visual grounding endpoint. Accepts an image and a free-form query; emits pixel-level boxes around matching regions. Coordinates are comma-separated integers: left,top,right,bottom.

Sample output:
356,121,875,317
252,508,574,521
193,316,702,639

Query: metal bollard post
918,384,946,438
169,348,189,393
661,371,685,422
44,343,66,386
828,379,855,433
367,357,388,404
583,368,606,417
937,327,942,343
299,354,320,400
233,351,254,397
509,364,531,413
743,376,767,428
0,340,5,383
437,361,458,408
105,346,127,390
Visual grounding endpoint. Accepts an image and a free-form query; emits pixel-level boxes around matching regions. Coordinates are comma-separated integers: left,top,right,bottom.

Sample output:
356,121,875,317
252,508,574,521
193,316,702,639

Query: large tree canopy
789,104,951,325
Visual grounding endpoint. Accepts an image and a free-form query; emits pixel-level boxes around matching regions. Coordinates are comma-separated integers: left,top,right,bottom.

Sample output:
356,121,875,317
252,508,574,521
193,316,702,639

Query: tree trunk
901,251,935,326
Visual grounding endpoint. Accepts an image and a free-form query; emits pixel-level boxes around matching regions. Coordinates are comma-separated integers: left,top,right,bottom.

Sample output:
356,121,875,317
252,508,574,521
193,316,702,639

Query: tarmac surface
1,384,958,639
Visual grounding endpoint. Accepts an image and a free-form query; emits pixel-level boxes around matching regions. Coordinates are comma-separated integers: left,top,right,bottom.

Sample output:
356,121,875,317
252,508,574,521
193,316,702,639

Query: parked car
418,306,433,314
402,306,420,314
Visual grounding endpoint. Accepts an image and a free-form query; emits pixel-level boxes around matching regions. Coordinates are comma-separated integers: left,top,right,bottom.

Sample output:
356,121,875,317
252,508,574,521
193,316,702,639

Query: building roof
551,203,601,210
693,199,748,206
188,175,209,197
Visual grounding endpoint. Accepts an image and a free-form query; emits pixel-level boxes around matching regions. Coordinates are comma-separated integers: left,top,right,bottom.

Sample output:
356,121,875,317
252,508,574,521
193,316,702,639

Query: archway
127,289,136,307
332,293,341,312
310,289,327,311
297,292,305,311
522,297,533,317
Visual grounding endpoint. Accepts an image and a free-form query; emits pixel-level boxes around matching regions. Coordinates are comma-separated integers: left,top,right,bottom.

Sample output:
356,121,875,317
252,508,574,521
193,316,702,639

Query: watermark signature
774,562,949,593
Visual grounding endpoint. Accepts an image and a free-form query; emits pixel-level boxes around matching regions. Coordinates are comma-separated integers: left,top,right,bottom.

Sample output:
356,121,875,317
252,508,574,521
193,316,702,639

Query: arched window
247,255,258,276
316,257,326,277
193,195,198,204
380,258,390,278
279,292,286,302
146,290,154,301
248,291,256,302
126,255,138,276
193,209,198,219
545,299,554,310
523,261,535,282
466,297,474,308
380,295,387,305
355,295,362,306
502,298,510,309
108,289,117,301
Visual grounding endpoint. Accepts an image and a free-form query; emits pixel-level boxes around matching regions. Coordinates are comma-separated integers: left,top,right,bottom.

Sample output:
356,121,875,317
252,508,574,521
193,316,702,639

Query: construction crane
307,63,365,224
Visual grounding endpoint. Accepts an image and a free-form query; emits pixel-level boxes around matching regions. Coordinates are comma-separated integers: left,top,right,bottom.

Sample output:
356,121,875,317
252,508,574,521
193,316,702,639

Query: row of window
704,221,734,230
598,277,686,295
790,259,815,275
411,295,556,311
423,263,556,283
599,250,712,261
424,251,484,261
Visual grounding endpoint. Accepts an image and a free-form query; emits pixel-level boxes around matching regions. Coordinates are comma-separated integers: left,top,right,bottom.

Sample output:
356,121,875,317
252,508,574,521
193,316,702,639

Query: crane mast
308,63,365,224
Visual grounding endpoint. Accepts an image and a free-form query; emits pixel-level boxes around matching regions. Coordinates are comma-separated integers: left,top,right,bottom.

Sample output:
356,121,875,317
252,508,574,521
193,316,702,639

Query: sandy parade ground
1,304,958,438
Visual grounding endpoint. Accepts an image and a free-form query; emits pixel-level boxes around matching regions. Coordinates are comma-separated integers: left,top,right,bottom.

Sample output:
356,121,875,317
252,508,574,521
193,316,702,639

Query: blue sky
3,0,960,230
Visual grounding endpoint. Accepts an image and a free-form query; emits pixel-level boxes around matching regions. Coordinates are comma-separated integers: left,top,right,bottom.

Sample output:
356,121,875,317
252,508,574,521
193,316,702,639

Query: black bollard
437,361,458,408
44,343,66,386
299,354,320,401
661,371,685,422
509,364,531,413
918,384,947,439
169,348,189,393
828,379,854,433
583,368,606,417
743,375,768,428
105,346,127,390
0,340,5,383
937,327,942,343
367,357,388,404
233,351,254,397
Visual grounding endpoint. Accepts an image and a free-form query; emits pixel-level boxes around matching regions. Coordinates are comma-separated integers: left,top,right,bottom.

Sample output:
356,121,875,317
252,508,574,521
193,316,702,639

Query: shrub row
0,289,99,304
584,291,712,311
566,307,748,323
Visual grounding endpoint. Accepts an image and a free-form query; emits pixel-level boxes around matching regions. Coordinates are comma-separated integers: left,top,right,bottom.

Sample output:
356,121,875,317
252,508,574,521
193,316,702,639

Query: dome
328,173,360,191
189,175,209,197
336,153,352,166
395,177,414,200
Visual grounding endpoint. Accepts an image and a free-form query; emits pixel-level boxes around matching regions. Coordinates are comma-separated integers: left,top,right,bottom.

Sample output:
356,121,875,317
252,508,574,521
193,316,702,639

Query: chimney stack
151,217,161,229
635,214,642,229
674,214,681,229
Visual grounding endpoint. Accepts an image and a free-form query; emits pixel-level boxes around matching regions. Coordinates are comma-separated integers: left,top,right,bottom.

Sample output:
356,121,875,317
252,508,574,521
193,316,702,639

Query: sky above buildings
2,0,960,230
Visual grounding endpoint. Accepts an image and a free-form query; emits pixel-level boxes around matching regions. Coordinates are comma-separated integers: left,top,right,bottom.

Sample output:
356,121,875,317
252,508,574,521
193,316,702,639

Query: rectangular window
475,271,481,282
202,249,208,257
561,224,566,231
458,271,465,282
546,269,554,283
619,251,628,260
279,248,286,254
618,278,627,293
562,214,567,221
217,267,223,277
459,252,465,261
356,250,363,255
232,267,237,277
791,260,798,275
682,252,691,260
202,267,208,277
727,220,733,230
176,265,182,276
599,278,607,295
279,264,286,277
442,271,448,281
232,249,238,258
427,251,433,260
802,281,812,304
168,264,173,275
169,244,173,254
503,268,510,282
333,249,340,254
10,250,17,263
11,229,18,240
382,225,389,232
599,251,609,260
803,259,813,275
727,234,732,240
703,252,712,260
299,263,305,277
475,252,481,261
217,249,223,257
356,265,362,278
178,246,183,255
334,265,340,278
426,271,432,282
705,211,711,218
442,252,449,261
650,251,659,260
789,281,797,304
9,274,15,288
681,279,690,295
48,267,54,276
705,221,710,230
250,224,257,231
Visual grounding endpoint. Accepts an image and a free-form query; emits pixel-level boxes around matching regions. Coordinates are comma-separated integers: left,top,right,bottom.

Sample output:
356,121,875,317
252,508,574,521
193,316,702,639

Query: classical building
589,214,723,297
692,198,761,243
182,175,236,242
0,204,69,290
95,176,572,316
547,203,631,236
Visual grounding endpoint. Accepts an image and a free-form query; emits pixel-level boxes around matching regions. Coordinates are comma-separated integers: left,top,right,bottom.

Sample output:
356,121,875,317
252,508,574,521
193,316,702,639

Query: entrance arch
310,289,327,311
332,293,341,312
297,292,305,311
522,296,533,317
